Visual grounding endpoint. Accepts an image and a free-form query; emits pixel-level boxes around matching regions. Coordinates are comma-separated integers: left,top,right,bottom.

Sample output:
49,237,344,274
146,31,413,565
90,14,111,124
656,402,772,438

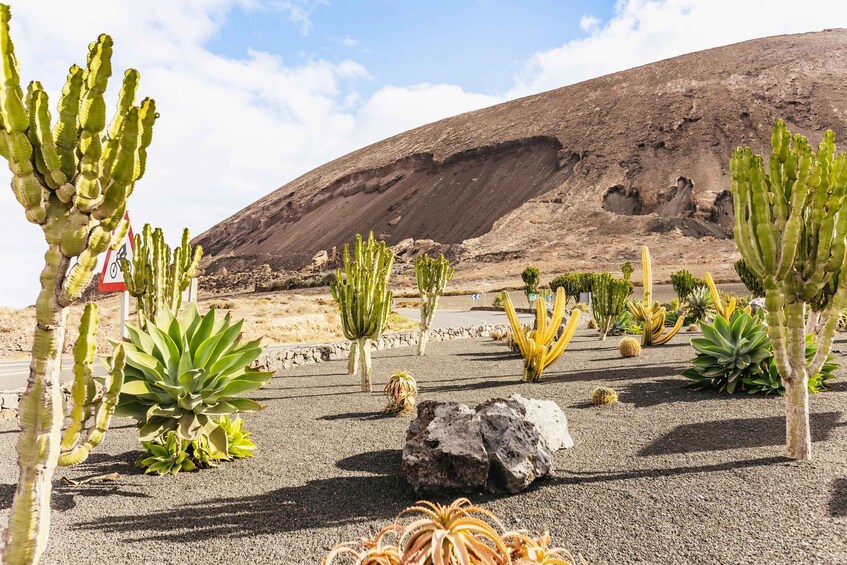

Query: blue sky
1,0,846,307
209,1,616,96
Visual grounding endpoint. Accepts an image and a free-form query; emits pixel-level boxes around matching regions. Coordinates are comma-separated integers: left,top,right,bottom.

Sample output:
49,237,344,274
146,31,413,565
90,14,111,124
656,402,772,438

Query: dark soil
2,329,847,564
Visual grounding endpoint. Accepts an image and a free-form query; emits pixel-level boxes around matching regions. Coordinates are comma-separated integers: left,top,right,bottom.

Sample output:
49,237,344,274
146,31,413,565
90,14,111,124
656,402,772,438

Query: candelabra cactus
121,224,202,329
0,5,157,561
627,246,685,345
503,287,581,382
731,120,847,460
414,253,454,355
58,304,125,467
591,273,633,340
330,232,395,392
734,258,764,297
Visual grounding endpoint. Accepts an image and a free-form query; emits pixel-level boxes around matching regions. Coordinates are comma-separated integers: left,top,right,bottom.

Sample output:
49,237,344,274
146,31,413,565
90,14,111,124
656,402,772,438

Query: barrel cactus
619,337,641,358
1,5,157,562
591,386,618,406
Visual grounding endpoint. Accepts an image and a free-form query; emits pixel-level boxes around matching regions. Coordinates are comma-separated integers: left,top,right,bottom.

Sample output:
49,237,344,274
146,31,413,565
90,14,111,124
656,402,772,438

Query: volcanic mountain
195,30,847,284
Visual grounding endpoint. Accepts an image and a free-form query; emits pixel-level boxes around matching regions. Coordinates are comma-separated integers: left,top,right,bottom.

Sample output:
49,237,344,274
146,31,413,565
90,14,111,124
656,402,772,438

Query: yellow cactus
626,246,685,345
503,287,581,382
619,337,641,358
705,272,750,320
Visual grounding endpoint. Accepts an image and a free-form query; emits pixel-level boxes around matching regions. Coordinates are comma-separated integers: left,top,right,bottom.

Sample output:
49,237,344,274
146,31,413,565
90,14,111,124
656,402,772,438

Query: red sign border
98,212,135,293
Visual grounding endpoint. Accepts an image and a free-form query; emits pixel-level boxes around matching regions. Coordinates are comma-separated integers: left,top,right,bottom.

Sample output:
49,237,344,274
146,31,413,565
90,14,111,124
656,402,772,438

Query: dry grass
0,291,418,360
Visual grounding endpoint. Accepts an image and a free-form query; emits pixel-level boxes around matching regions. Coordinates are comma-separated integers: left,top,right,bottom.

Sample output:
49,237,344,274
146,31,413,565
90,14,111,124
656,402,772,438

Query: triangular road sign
98,212,135,293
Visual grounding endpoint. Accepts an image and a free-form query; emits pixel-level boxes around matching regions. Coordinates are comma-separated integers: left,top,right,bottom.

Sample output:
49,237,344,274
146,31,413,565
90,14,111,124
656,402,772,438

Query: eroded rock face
402,397,571,494
476,399,553,493
402,401,489,494
509,393,574,451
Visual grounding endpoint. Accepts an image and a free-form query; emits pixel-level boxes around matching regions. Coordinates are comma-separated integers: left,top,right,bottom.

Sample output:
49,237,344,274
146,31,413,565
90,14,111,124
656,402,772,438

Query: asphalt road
0,309,526,391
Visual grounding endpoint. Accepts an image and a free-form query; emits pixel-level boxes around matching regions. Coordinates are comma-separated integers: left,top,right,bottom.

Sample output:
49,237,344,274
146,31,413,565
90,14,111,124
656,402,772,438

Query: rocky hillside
195,30,847,284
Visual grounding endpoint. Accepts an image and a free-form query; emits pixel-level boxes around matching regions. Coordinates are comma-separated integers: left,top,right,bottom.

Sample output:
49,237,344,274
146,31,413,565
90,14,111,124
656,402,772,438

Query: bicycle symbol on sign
109,244,128,279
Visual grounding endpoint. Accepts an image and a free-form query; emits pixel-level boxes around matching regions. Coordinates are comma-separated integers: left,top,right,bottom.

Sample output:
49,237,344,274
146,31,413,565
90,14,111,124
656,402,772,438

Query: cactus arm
543,287,566,344
651,313,685,345
53,64,83,184
94,106,139,221
101,68,138,180
535,294,547,343
58,344,124,467
59,303,98,453
543,309,581,368
503,291,528,357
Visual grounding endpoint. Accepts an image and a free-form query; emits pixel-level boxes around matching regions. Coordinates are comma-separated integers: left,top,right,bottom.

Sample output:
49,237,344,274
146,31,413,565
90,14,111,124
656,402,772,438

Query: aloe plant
116,304,273,454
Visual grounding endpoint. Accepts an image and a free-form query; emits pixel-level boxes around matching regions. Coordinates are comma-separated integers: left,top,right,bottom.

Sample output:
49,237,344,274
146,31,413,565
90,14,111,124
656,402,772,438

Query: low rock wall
253,323,508,374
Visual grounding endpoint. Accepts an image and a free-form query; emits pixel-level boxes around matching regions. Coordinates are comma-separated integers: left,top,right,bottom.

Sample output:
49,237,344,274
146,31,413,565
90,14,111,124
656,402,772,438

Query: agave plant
137,431,197,476
504,531,583,565
116,304,273,454
742,337,839,395
322,525,403,565
683,286,716,324
217,415,257,459
398,498,510,564
682,309,770,394
384,371,418,415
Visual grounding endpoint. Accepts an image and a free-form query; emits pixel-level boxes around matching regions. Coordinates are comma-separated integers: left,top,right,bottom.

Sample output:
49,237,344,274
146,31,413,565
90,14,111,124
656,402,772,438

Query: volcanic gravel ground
3,329,847,564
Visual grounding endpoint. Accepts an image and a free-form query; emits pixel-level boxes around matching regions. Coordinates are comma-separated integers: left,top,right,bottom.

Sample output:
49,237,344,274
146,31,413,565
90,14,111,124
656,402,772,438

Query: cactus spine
1,5,157,562
591,273,632,340
121,224,202,329
414,253,454,356
731,120,847,460
626,246,685,346
503,287,581,382
330,232,394,392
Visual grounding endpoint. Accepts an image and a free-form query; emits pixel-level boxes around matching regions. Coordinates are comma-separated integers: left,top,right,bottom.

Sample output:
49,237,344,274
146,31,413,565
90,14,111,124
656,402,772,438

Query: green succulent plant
137,431,197,476
115,304,273,454
683,309,771,394
607,310,641,336
218,415,256,459
742,337,839,395
683,286,716,324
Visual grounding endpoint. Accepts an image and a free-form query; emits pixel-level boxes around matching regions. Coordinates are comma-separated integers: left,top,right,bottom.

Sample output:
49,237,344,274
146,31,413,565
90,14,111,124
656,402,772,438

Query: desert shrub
205,299,235,310
550,272,598,304
619,337,641,357
521,265,540,302
323,498,582,564
670,269,706,301
117,305,272,458
683,309,838,395
384,371,418,414
492,291,508,310
735,258,764,297
683,286,716,324
255,273,335,293
591,386,618,405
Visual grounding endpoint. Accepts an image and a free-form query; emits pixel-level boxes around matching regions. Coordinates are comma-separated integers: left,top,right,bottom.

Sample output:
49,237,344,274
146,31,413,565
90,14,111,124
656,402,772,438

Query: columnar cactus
0,5,157,562
591,272,632,340
731,120,847,460
621,260,634,281
120,224,202,329
734,258,764,297
57,304,125,467
704,272,743,321
503,287,581,382
627,246,685,345
414,253,454,356
330,232,394,392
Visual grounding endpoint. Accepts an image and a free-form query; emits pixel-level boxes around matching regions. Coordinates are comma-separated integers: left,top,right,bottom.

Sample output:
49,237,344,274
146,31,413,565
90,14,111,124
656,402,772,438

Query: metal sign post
98,212,135,340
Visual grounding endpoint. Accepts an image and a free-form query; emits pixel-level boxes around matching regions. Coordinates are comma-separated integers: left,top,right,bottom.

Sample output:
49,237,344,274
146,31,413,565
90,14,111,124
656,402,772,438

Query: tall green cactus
58,304,125,467
0,5,156,562
414,253,454,356
330,232,395,392
120,224,202,329
731,120,847,460
591,273,633,340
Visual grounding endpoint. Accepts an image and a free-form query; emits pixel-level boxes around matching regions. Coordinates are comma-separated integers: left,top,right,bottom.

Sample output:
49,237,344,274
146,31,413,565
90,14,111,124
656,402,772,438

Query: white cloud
340,36,359,48
510,0,847,97
579,15,600,32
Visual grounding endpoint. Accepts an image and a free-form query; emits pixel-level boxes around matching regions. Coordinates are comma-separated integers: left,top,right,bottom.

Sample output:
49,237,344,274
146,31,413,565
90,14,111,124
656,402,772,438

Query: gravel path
2,328,847,564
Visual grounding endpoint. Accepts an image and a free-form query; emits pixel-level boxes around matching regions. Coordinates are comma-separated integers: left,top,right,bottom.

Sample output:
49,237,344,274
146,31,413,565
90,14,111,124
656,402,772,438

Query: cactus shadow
543,363,687,384
317,411,394,421
639,412,845,456
73,474,414,542
828,478,847,516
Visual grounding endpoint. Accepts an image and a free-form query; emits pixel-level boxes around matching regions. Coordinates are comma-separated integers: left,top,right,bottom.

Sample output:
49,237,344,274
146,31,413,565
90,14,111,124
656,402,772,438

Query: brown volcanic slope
196,30,847,283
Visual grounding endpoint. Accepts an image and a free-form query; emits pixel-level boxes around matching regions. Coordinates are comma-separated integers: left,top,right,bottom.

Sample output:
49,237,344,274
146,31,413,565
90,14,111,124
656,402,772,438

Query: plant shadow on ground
615,378,775,409
639,412,845,456
829,478,847,517
73,473,413,542
318,411,395,421
336,449,402,474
